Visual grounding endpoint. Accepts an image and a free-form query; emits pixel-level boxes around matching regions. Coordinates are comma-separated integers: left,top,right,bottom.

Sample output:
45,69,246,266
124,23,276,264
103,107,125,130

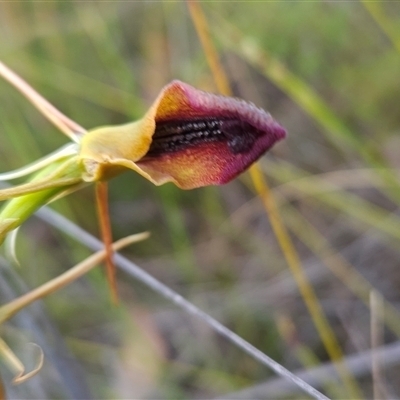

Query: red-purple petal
137,81,286,188
79,80,286,189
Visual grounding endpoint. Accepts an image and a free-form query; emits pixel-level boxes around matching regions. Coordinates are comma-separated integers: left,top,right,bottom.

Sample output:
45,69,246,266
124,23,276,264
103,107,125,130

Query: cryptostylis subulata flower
79,80,286,188
0,76,286,308
0,79,286,244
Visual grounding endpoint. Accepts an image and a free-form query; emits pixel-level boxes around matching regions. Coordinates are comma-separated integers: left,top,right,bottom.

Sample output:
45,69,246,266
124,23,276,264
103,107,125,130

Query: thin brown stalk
0,233,148,324
95,182,118,305
0,61,86,141
186,1,361,397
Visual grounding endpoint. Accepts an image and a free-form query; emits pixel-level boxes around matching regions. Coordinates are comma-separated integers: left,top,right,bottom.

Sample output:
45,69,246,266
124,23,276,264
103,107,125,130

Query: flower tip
137,83,288,188
270,120,287,143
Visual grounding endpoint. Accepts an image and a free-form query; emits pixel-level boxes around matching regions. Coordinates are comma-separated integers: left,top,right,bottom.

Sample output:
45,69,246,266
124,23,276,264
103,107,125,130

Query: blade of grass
187,0,231,96
370,291,389,400
223,185,400,340
0,256,94,399
0,177,81,202
216,339,400,400
267,186,400,339
276,313,344,399
249,166,361,399
272,167,400,201
361,1,400,54
159,185,199,281
0,233,148,324
34,206,329,400
0,337,43,384
264,160,400,247
187,1,361,398
0,144,78,182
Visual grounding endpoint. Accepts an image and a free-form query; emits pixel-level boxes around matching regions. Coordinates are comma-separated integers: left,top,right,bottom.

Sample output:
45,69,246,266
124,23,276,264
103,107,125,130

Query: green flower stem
0,156,85,245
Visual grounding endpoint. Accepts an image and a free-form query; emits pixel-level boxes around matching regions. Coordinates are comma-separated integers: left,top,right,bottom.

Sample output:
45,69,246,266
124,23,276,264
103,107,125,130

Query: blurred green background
0,1,400,399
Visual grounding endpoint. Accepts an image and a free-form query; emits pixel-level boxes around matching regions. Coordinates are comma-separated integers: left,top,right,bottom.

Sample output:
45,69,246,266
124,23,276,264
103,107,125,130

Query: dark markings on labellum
146,118,259,157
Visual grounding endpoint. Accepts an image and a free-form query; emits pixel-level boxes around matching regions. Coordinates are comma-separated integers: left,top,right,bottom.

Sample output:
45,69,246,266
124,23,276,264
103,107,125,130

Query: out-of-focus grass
0,1,400,399
361,0,400,53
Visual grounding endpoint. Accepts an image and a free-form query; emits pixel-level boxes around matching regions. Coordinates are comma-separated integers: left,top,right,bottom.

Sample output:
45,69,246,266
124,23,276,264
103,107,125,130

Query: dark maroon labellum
220,120,259,154
147,118,261,157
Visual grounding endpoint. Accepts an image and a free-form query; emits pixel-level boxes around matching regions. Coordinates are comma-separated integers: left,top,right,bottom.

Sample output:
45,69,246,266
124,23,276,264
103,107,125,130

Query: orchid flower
0,79,286,242
80,80,286,188
0,70,286,303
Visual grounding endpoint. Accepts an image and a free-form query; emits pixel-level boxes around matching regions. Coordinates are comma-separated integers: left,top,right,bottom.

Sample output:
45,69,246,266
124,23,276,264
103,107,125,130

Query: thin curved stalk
36,206,329,400
0,61,86,142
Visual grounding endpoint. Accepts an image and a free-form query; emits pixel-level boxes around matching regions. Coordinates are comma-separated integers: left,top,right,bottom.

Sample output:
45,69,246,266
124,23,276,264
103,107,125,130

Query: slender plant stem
361,1,400,54
0,234,147,324
95,182,118,304
217,340,400,400
0,144,78,182
35,206,329,400
249,166,362,398
0,177,81,201
187,0,231,96
370,291,388,400
0,61,86,141
0,338,43,385
186,1,361,398
0,158,83,245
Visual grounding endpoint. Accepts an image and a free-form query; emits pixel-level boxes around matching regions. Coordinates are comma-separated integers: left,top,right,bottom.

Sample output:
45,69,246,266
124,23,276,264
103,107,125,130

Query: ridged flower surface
80,81,286,189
